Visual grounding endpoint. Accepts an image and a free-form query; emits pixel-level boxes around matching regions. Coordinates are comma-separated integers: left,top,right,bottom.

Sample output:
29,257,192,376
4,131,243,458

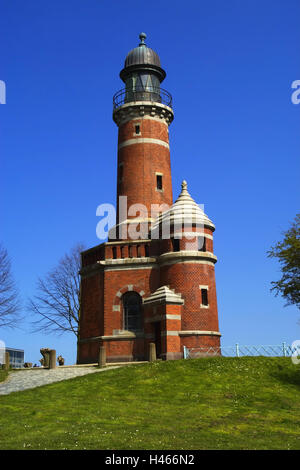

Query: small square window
198,236,206,252
156,174,163,190
201,288,208,306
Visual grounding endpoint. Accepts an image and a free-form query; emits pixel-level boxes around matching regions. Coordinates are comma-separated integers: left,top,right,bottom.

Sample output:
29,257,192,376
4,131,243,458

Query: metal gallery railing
113,86,173,110
183,343,298,359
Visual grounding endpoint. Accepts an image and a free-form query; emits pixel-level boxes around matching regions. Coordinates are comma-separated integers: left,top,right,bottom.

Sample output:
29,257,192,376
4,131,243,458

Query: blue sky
0,0,299,365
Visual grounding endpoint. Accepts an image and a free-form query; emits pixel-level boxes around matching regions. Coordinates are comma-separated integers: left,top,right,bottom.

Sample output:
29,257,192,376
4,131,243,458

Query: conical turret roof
152,181,215,233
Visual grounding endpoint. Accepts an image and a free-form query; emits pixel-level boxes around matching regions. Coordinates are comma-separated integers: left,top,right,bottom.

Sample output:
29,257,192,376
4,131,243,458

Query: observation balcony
113,87,173,110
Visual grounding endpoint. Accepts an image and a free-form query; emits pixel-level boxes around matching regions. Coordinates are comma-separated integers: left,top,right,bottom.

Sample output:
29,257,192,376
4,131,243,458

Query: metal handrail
113,86,173,110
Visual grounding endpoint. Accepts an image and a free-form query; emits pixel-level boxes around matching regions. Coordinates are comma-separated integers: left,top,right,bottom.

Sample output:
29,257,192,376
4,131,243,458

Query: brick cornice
158,251,217,266
179,330,221,337
113,101,174,127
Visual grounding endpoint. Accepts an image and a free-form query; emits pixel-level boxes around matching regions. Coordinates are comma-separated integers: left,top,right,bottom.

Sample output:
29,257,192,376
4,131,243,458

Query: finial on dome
181,180,188,191
139,32,147,46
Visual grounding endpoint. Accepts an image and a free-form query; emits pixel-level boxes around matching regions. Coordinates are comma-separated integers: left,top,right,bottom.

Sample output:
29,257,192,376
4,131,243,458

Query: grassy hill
0,357,300,450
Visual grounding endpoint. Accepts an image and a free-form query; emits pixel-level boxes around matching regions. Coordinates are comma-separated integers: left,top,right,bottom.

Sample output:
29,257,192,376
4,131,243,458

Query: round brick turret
154,181,221,349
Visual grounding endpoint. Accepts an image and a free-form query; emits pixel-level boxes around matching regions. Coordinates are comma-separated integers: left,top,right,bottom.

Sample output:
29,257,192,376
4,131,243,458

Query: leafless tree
0,243,21,328
28,244,84,346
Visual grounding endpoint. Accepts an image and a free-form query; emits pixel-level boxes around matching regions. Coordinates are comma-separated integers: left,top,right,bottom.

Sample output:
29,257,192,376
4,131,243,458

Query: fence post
49,350,56,369
149,343,156,362
282,342,287,357
98,346,106,368
235,343,240,357
4,351,10,370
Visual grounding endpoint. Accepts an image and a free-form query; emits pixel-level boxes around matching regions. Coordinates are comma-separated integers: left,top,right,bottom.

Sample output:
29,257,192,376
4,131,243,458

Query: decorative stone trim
159,251,217,263
100,334,138,341
159,259,216,268
118,138,169,150
113,101,174,127
178,330,221,337
105,239,150,246
104,264,158,272
143,285,184,305
99,257,158,272
144,314,181,323
112,284,146,313
161,331,179,336
99,257,157,266
80,332,146,343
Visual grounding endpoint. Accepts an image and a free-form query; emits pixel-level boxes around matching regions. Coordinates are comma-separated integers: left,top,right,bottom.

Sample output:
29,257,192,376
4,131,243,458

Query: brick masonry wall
181,334,221,351
80,271,104,339
160,262,219,332
117,118,173,223
103,266,160,335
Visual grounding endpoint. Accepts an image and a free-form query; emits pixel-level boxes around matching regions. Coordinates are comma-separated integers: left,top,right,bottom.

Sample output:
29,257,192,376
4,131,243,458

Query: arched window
123,292,143,332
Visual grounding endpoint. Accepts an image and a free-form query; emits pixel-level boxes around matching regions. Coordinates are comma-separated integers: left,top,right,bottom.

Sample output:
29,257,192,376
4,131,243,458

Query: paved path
0,366,120,396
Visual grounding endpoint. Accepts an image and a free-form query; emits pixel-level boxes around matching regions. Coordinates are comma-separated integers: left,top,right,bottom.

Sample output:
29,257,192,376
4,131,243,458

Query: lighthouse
78,34,221,363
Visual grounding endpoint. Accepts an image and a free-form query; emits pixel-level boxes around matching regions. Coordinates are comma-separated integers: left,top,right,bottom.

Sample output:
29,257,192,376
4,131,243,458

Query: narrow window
112,247,117,259
137,245,141,257
135,124,140,135
128,246,133,258
120,246,125,259
201,288,208,306
123,292,143,332
145,244,149,257
198,236,206,252
172,238,180,252
156,174,163,190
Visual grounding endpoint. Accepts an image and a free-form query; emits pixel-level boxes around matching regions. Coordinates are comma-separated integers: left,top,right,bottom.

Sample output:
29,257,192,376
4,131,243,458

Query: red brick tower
78,34,221,363
112,32,174,238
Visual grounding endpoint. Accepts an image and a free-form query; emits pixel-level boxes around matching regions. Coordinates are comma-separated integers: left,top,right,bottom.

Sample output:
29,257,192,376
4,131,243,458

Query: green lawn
0,357,300,450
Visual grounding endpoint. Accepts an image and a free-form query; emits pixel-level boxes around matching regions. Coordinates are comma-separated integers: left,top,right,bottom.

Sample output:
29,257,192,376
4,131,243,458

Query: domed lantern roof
124,32,161,68
120,33,166,83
